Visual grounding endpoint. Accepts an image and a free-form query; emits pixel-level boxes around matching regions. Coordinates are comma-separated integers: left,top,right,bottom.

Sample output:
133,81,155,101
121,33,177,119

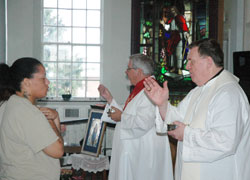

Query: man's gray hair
129,54,155,75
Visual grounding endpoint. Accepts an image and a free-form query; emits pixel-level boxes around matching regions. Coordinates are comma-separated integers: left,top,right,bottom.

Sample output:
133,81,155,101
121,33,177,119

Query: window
42,0,101,99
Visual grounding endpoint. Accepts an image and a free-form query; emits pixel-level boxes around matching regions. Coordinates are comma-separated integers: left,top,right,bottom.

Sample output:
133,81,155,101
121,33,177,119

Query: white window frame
41,0,103,100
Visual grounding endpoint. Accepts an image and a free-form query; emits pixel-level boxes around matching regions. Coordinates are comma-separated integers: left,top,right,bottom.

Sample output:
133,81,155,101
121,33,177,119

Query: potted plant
62,82,72,101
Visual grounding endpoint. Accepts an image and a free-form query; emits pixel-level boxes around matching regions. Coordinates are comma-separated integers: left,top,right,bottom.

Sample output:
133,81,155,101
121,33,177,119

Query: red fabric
175,15,188,32
167,17,174,24
166,30,181,55
163,15,188,55
123,78,146,110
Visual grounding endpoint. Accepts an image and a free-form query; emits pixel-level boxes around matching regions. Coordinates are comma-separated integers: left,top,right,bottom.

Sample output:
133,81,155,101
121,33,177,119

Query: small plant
62,82,72,101
63,82,71,95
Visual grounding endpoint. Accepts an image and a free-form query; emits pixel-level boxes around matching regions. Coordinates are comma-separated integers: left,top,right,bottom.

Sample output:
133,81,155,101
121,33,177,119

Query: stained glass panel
135,0,210,91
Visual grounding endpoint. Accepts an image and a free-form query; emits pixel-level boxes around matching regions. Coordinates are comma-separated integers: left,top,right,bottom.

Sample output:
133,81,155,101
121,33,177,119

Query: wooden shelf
64,146,81,154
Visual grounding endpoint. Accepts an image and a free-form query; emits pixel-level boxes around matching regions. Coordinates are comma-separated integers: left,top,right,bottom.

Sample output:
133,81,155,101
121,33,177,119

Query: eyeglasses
126,67,136,71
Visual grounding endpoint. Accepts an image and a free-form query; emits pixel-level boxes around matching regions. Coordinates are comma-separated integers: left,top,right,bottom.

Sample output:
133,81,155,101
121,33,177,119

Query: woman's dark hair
10,57,42,92
188,38,224,67
0,57,43,99
0,64,15,101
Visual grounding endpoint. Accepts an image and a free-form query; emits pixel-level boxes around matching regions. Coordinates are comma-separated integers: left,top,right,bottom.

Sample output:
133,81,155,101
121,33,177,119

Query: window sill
37,98,106,103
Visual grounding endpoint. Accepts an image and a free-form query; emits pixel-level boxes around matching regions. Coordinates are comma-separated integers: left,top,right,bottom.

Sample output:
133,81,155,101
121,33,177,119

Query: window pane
87,46,100,62
58,27,71,43
58,80,71,95
44,45,57,61
58,45,71,61
86,28,100,44
87,63,100,77
47,80,57,97
73,28,86,43
72,63,86,79
72,80,85,97
58,0,71,9
73,0,86,9
43,0,101,98
44,0,57,8
58,9,71,26
44,9,57,26
44,27,57,42
58,63,71,78
87,81,100,97
87,10,100,27
73,10,86,27
87,0,100,10
73,46,86,62
44,62,57,79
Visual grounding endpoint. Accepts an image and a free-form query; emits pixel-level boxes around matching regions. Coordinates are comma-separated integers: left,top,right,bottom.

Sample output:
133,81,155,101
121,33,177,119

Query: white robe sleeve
155,106,168,133
155,95,190,133
182,86,247,162
120,92,156,140
155,101,175,133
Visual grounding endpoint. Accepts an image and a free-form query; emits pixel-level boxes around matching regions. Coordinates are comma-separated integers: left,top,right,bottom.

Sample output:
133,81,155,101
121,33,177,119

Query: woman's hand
39,107,64,158
39,107,59,120
39,107,61,131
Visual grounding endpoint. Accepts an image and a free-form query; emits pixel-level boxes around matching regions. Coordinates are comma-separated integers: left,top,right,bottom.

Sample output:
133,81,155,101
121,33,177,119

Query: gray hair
129,54,155,75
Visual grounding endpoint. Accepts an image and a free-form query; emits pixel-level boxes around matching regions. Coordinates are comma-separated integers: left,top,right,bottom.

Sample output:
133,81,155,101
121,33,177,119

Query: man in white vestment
144,38,250,180
98,54,173,180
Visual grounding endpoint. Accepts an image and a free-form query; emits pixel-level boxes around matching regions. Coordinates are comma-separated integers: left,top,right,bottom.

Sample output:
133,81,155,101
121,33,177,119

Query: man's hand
143,77,169,107
107,106,122,122
143,77,169,120
167,121,186,141
98,84,113,104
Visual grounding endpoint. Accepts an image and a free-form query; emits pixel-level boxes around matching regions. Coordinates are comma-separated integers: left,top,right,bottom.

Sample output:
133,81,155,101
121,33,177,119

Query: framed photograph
81,109,106,157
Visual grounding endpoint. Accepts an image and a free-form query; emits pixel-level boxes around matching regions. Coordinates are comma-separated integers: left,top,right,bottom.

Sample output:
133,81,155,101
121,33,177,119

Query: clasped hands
38,107,66,133
39,107,59,121
107,106,122,122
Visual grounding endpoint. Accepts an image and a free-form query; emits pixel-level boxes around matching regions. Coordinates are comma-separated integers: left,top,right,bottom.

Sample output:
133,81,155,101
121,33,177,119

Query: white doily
67,154,109,173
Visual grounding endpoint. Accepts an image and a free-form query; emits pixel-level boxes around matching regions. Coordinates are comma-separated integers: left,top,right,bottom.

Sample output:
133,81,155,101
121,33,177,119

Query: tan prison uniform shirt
0,95,60,180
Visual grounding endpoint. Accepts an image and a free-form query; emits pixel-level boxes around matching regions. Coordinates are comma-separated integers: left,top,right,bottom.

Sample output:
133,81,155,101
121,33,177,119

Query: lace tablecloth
67,154,109,173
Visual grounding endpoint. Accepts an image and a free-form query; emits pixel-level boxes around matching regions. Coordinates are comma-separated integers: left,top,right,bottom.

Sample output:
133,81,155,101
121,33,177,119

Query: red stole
123,78,145,110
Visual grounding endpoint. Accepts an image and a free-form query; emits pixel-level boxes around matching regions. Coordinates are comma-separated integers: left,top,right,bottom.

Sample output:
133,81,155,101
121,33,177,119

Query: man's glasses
126,67,136,71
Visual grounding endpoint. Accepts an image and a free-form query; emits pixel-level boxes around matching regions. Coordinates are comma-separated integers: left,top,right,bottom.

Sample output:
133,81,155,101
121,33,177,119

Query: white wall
0,0,6,63
223,0,250,72
244,0,250,51
7,0,34,64
102,0,131,103
6,0,131,104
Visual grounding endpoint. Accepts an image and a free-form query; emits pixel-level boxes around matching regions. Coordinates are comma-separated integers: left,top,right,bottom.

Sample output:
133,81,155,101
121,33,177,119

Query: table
67,154,109,180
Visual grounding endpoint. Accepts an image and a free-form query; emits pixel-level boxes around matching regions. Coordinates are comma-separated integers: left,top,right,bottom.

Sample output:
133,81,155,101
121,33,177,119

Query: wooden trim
209,0,218,40
131,0,141,54
64,146,81,153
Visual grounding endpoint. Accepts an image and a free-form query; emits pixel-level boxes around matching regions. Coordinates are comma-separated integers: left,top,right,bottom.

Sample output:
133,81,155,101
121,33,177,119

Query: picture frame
81,109,106,157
